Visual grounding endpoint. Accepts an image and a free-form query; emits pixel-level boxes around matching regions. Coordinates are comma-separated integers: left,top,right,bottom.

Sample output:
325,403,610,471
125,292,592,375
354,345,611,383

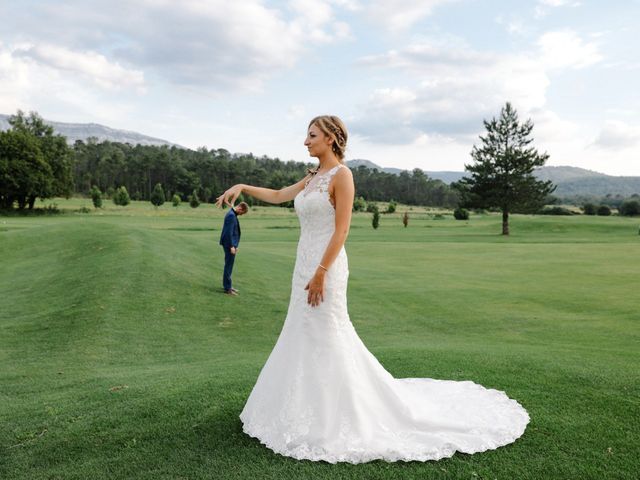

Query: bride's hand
215,184,243,208
304,271,325,307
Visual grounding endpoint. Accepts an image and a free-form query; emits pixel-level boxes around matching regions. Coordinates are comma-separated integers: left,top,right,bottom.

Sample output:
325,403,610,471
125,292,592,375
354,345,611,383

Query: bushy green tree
386,200,397,214
583,203,596,215
150,183,165,207
453,207,469,220
455,102,555,235
0,110,73,209
402,211,409,227
0,129,50,209
372,210,380,229
596,205,611,216
353,196,367,212
618,199,640,216
172,194,181,207
90,185,102,208
189,189,200,208
113,186,130,206
539,206,573,215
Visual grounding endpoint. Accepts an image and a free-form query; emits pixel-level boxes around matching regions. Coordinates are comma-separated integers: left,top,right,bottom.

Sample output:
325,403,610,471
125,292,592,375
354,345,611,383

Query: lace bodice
294,164,344,243
290,163,349,318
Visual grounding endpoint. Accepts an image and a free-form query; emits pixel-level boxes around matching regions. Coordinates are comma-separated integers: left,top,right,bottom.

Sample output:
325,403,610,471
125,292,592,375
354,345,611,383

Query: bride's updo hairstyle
309,115,348,162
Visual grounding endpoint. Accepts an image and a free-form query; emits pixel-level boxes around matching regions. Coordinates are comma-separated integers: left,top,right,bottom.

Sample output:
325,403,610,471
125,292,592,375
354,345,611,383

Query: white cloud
537,30,602,69
287,104,307,119
0,45,31,114
1,0,352,93
352,30,602,144
366,0,458,32
14,44,145,91
353,43,549,143
288,0,352,43
535,0,582,18
593,120,640,150
0,44,137,123
539,0,577,6
529,109,582,143
495,15,527,36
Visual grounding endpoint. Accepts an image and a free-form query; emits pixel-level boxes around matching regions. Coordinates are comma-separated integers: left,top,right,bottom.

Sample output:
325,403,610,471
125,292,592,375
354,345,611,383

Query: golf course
1,199,638,479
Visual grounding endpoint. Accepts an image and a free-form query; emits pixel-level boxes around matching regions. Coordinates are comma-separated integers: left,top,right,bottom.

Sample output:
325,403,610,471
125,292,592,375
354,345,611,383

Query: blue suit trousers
222,247,235,291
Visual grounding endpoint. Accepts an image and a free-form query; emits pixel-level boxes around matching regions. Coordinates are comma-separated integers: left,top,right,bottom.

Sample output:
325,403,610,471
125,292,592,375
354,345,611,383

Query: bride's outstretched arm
305,168,355,306
215,175,311,207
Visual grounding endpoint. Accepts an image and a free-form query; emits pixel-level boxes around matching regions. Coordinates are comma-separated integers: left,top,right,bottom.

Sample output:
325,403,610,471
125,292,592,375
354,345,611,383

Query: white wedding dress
239,164,529,463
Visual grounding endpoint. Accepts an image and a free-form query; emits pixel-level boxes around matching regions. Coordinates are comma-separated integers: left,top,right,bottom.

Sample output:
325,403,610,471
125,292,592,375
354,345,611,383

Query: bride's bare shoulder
329,165,354,198
334,165,353,183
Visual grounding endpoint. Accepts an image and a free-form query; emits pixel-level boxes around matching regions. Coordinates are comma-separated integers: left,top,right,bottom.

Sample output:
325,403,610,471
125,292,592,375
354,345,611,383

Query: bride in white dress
215,115,529,463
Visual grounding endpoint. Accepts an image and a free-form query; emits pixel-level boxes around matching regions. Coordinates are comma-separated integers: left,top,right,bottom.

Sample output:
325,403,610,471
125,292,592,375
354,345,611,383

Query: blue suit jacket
219,208,241,248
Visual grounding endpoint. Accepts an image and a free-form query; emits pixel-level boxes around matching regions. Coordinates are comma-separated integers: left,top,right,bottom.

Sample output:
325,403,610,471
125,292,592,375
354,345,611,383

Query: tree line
1,110,460,210
73,140,460,207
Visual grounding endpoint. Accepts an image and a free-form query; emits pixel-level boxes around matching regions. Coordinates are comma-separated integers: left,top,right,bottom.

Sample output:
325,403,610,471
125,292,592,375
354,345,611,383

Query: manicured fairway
1,199,638,479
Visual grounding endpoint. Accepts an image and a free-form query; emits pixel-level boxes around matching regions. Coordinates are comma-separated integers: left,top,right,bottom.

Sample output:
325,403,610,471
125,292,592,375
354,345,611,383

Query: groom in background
219,202,248,296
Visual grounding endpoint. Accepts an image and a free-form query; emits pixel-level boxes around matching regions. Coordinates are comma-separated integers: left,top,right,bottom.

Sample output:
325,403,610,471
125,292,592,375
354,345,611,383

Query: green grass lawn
1,198,639,479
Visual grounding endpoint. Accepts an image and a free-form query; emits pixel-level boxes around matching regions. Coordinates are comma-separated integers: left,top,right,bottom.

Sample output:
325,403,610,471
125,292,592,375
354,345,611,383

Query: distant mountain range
0,113,180,148
2,113,638,197
346,160,640,197
347,159,466,184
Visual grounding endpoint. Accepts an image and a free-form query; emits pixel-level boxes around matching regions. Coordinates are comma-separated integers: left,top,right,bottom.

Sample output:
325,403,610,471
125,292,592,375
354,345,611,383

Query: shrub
172,194,181,207
106,186,115,198
113,186,130,206
372,210,379,229
583,203,596,215
366,202,379,213
402,211,409,228
433,214,445,220
453,207,469,220
353,196,367,212
189,189,200,208
150,183,165,207
90,185,102,209
596,205,611,216
618,200,640,216
77,206,91,213
539,206,573,215
386,200,397,214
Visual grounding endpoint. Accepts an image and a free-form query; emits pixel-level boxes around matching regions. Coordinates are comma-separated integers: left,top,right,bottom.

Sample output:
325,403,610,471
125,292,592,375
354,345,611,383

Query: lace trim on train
240,381,529,464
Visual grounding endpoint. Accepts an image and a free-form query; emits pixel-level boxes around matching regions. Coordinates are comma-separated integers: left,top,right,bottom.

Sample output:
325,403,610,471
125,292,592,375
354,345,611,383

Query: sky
1,0,639,175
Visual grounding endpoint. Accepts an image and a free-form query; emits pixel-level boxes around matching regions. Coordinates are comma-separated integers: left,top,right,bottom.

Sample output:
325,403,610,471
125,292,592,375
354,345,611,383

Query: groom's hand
230,247,237,255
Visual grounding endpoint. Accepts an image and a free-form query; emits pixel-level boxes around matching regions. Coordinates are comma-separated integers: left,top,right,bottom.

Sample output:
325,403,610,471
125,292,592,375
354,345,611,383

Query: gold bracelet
318,264,328,271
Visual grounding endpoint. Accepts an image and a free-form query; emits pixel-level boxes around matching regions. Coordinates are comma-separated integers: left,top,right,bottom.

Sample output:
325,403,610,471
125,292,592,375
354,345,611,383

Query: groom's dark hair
236,202,249,213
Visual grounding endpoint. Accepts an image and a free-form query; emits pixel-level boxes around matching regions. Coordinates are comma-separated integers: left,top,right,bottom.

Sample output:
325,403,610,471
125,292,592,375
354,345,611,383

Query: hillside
346,160,640,197
0,113,179,148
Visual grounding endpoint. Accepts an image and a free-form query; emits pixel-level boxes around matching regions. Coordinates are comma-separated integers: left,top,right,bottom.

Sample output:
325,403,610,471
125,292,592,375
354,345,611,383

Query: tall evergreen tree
150,183,165,207
456,102,555,235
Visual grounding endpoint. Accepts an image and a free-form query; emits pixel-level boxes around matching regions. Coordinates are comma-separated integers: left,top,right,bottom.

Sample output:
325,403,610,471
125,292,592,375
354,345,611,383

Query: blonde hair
308,115,348,161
